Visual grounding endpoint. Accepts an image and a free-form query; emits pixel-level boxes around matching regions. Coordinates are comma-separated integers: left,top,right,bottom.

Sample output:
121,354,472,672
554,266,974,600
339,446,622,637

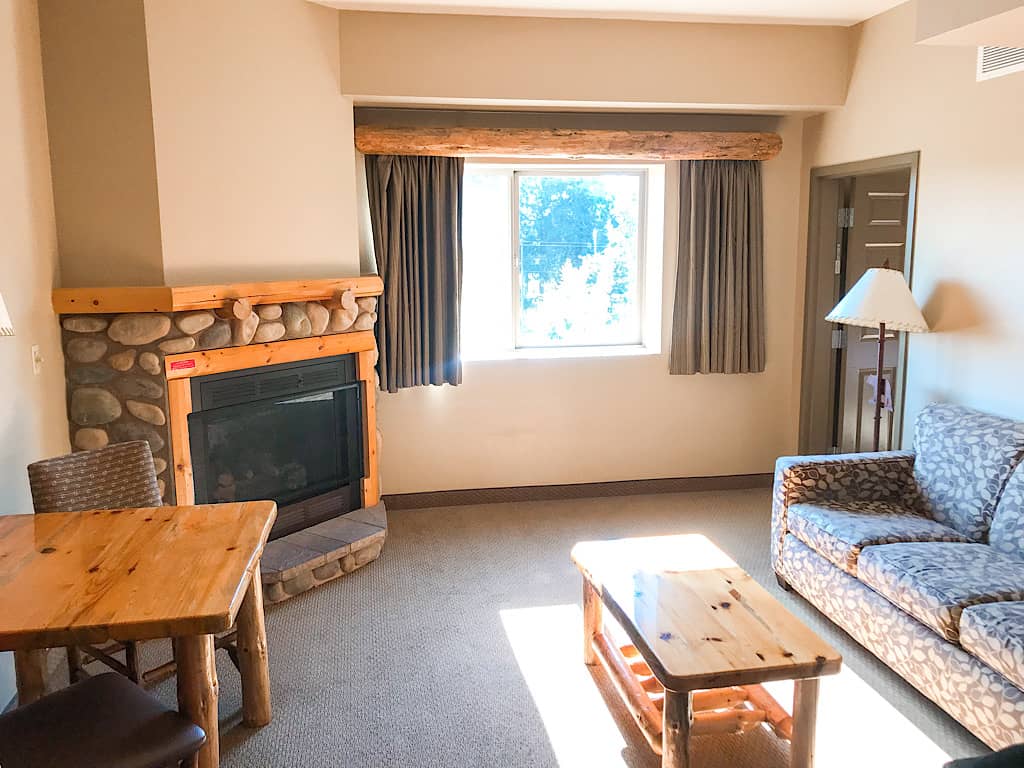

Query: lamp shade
0,293,13,336
826,267,929,333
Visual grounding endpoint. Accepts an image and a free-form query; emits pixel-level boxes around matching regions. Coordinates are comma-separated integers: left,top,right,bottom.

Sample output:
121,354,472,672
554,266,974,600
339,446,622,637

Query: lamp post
826,266,928,452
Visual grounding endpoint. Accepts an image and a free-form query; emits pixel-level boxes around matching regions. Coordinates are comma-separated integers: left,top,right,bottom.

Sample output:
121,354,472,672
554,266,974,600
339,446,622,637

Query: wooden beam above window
354,125,782,161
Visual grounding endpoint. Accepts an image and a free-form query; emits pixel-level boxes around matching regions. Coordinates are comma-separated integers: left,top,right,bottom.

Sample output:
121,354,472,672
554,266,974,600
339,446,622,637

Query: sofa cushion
858,542,1024,642
959,602,1024,692
788,500,969,576
913,403,1024,542
989,469,1024,562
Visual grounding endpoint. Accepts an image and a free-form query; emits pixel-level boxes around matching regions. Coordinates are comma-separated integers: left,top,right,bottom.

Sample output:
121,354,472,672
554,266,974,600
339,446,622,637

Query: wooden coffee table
571,534,841,768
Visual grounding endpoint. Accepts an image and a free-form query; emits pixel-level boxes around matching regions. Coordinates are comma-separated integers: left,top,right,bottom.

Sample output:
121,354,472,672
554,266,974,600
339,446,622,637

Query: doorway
799,153,920,455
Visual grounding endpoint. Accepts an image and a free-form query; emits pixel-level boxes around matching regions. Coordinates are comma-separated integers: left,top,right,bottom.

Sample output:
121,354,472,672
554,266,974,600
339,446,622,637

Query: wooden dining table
0,500,277,768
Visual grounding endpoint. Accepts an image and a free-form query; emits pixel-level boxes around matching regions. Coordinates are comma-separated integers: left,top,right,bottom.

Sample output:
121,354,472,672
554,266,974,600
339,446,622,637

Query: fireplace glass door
188,356,365,539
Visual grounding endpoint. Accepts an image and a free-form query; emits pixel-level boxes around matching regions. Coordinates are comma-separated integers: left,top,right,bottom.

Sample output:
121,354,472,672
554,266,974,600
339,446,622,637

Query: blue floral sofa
772,403,1024,749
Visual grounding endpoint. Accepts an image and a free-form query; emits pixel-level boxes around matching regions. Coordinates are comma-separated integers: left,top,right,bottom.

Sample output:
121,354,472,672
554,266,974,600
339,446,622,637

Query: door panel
838,169,911,453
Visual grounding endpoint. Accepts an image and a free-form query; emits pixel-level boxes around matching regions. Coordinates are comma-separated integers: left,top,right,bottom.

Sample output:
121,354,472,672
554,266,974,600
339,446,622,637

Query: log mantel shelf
52,276,384,315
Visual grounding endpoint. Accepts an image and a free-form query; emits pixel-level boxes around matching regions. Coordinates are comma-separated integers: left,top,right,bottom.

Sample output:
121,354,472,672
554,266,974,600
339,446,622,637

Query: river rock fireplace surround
53,277,386,603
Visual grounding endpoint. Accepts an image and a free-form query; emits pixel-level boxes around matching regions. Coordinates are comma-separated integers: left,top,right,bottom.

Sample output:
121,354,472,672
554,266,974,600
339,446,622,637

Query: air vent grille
978,46,1024,81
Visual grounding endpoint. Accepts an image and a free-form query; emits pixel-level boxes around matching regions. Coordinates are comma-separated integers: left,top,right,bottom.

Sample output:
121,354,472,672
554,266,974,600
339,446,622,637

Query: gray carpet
153,489,990,766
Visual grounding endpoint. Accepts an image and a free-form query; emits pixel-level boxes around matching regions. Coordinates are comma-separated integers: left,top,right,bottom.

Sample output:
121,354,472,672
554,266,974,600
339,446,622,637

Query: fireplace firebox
187,355,365,540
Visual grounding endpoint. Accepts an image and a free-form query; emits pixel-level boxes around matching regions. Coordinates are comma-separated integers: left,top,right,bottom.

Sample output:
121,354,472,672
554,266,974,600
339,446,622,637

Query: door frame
798,151,921,454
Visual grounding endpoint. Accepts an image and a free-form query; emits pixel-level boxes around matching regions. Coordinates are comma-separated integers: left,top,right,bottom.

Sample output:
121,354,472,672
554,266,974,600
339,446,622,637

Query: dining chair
27,440,239,687
0,671,205,768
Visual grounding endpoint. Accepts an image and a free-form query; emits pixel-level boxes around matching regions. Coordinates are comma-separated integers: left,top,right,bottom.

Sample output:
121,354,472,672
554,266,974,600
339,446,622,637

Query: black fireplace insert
187,355,365,539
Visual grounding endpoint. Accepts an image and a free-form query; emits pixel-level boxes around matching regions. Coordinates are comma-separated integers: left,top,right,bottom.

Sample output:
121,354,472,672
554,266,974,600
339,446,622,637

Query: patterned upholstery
858,543,1024,642
780,535,1024,750
771,450,917,571
788,501,968,576
772,404,1024,749
960,603,1024,692
990,469,1024,561
27,441,161,513
913,403,1024,542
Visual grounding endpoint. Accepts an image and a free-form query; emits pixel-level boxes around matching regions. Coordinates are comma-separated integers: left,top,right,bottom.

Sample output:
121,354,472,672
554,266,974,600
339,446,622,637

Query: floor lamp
826,266,929,452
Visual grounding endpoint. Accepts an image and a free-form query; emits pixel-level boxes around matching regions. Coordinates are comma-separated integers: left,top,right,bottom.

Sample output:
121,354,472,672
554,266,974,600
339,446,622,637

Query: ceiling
312,0,906,25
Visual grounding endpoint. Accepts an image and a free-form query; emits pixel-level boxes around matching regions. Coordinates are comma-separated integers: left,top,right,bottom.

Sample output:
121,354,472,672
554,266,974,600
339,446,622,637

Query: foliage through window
462,164,655,359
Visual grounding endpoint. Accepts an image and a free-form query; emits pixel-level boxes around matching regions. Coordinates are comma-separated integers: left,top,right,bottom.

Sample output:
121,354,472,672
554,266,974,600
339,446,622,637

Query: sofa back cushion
914,403,1024,541
990,468,1024,560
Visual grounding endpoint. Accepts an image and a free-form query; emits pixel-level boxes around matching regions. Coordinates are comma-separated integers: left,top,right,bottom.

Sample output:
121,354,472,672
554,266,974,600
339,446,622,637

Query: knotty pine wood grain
571,534,841,691
163,332,376,380
0,502,276,650
53,276,384,314
355,125,783,161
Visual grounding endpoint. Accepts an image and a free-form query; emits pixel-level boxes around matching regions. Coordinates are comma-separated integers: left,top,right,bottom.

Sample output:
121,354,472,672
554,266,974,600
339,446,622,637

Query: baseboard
383,473,773,510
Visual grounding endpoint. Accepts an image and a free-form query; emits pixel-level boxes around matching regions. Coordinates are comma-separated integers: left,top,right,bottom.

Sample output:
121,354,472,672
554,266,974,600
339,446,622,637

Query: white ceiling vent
977,46,1024,81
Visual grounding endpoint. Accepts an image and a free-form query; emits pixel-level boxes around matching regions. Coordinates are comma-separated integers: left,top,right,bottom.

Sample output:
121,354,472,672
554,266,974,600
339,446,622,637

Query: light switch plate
31,344,43,374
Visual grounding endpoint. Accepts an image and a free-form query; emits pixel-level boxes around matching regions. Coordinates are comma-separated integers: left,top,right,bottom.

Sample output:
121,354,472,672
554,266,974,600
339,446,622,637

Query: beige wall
802,1,1024,438
338,10,851,111
37,0,363,287
915,0,1024,45
377,115,805,494
37,0,164,287
143,0,361,283
0,0,69,703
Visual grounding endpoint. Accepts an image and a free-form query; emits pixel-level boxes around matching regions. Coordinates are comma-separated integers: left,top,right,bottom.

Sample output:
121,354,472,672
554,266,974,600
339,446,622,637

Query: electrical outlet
31,344,43,375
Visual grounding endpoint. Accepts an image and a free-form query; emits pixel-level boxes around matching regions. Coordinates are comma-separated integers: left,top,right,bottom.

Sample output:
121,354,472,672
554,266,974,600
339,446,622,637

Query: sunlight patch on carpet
765,664,952,767
500,604,630,768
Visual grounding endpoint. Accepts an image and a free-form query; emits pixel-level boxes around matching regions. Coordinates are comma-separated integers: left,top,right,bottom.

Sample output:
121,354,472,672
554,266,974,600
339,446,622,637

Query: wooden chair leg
125,641,142,684
14,648,46,705
66,646,84,683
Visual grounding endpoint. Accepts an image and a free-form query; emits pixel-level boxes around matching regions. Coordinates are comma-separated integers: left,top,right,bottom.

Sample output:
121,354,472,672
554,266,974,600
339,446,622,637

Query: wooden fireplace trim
163,331,380,510
53,276,384,315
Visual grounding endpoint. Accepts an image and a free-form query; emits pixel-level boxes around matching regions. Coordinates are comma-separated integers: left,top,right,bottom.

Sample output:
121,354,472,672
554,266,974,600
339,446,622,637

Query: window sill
462,344,661,362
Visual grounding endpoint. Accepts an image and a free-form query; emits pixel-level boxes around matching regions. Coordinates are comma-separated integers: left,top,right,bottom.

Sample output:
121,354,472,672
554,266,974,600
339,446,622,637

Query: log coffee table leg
175,635,220,768
791,678,820,768
582,578,603,665
662,689,692,768
237,565,272,727
14,648,45,705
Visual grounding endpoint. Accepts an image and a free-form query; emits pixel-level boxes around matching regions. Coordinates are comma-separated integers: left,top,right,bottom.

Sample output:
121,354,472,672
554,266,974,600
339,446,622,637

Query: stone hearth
262,502,387,603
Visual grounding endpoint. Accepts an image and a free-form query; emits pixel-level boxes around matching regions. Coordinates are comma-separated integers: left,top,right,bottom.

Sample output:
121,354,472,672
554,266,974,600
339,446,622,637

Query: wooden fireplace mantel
52,276,384,315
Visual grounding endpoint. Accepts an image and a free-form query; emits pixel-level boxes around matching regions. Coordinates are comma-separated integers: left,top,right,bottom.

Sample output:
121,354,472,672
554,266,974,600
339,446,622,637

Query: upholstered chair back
28,441,161,513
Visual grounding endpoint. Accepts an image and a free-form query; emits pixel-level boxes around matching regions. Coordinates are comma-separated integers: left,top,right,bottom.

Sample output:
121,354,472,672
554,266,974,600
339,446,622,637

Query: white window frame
511,167,649,350
461,159,665,362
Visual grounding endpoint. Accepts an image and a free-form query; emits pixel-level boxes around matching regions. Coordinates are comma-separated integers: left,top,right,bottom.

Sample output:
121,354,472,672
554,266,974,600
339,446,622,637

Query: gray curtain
365,155,464,393
670,160,766,375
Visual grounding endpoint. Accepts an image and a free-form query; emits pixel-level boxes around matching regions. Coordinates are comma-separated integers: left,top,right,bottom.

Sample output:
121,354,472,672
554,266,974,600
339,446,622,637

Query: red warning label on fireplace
170,359,196,371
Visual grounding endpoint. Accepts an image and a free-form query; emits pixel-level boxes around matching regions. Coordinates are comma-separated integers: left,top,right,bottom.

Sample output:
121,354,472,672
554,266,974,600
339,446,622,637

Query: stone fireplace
54,277,386,603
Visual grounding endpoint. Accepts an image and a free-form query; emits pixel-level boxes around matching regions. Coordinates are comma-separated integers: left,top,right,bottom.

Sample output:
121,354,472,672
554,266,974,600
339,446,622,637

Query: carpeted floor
153,489,991,767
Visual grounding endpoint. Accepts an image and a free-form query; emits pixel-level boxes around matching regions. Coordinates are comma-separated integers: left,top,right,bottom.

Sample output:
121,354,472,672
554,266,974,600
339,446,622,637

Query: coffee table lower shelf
589,630,795,756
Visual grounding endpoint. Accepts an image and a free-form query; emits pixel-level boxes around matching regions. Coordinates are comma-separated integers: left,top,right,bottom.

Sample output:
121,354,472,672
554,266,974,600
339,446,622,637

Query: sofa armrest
771,450,917,572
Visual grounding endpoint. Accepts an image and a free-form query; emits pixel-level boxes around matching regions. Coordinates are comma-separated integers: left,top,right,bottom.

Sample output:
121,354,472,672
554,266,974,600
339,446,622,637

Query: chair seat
960,602,1024,691
0,672,205,768
858,543,1024,643
788,500,969,575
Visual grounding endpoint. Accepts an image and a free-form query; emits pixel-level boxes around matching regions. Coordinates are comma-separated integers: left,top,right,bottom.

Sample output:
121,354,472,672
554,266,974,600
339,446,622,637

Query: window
461,162,664,360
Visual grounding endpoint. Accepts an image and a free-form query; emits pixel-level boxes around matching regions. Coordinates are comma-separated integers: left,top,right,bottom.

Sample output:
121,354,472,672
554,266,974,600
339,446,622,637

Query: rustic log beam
174,634,219,768
355,125,782,161
691,707,766,736
592,632,664,739
744,683,794,740
237,565,272,728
